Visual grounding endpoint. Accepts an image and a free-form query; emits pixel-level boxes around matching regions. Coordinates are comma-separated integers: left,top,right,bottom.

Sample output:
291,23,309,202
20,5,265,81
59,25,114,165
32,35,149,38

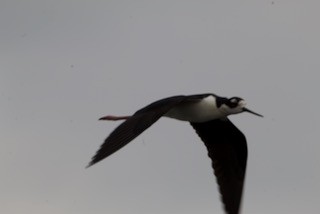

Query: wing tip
86,155,100,168
86,160,94,168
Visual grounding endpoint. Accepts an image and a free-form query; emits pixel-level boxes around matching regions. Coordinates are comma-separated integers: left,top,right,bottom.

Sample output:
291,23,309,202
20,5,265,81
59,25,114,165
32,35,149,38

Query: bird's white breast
164,95,226,122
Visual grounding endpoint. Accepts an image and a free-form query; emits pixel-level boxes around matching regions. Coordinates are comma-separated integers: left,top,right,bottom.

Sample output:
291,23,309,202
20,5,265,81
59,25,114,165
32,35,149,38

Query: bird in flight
88,93,262,214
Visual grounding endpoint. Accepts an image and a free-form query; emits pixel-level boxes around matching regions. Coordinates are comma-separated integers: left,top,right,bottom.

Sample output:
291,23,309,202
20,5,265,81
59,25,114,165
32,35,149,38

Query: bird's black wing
190,119,247,214
88,95,207,167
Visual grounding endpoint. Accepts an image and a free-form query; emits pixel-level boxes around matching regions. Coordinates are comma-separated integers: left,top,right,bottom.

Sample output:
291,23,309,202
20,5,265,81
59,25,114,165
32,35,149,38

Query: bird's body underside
165,95,227,122
88,93,262,214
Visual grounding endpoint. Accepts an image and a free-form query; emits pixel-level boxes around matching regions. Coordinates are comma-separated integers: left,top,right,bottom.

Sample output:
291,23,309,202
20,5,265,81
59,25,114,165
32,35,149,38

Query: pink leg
99,115,131,121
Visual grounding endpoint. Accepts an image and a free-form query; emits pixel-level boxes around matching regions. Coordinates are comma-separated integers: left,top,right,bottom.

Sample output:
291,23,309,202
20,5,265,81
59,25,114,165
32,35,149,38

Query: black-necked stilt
88,93,262,214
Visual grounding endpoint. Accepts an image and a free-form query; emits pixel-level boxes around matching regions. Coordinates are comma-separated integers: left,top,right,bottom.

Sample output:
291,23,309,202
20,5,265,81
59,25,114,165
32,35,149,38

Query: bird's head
219,97,263,117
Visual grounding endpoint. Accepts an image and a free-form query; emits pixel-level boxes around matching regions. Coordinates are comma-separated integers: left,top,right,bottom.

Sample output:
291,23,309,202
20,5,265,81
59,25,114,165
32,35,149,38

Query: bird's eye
230,99,237,103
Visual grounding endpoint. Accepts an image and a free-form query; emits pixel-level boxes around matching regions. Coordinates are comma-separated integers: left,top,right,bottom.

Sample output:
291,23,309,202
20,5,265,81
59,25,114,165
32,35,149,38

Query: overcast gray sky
1,1,320,213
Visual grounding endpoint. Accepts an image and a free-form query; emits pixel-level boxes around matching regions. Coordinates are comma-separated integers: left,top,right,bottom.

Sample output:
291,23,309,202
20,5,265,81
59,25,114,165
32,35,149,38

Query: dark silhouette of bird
88,93,263,214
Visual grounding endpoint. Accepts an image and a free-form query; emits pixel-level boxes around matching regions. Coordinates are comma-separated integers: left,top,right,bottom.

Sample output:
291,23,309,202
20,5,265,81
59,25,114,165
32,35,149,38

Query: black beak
243,108,263,117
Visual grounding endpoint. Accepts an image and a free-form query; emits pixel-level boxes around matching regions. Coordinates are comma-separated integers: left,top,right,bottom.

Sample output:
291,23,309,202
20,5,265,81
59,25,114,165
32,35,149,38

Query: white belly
164,96,226,122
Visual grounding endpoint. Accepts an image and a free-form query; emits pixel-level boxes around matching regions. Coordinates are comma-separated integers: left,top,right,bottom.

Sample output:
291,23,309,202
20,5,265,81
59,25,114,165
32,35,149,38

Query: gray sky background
1,1,319,213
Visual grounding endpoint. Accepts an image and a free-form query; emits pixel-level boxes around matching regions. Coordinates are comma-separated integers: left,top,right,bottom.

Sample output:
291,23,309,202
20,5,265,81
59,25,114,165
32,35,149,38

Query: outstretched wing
88,95,198,167
190,119,247,214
